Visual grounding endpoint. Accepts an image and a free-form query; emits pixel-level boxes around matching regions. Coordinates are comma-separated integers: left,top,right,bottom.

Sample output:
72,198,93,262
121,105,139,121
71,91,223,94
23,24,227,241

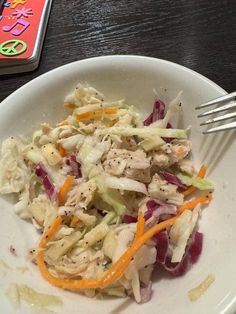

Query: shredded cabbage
139,135,165,151
150,91,183,128
46,231,82,262
176,172,214,191
95,176,127,215
102,230,117,259
97,125,187,139
170,205,200,263
58,134,85,150
41,143,62,166
81,223,109,247
18,284,63,307
105,176,147,194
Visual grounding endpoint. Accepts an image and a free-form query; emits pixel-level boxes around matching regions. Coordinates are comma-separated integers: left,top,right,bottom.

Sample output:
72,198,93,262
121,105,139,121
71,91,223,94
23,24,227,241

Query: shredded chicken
104,149,151,182
65,179,96,208
178,159,196,176
148,173,184,205
152,139,191,168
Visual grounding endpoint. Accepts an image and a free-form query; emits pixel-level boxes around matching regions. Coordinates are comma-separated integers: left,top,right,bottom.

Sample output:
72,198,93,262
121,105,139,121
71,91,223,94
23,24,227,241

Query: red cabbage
187,231,203,264
153,230,169,264
66,155,82,178
145,199,177,222
159,171,186,190
143,100,174,144
143,100,166,126
152,100,165,121
35,163,57,200
35,163,47,178
140,282,153,303
122,214,137,223
145,199,160,220
156,231,203,277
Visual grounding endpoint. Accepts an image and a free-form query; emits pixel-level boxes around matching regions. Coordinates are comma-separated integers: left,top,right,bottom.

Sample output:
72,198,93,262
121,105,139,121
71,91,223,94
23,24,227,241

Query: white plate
0,56,235,314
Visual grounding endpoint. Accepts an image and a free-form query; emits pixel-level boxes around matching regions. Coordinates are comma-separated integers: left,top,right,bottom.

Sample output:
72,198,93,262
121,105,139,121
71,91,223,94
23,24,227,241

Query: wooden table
1,0,235,101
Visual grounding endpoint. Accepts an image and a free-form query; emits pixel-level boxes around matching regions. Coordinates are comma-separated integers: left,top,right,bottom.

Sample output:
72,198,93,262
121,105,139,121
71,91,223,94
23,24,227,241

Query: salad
0,84,213,303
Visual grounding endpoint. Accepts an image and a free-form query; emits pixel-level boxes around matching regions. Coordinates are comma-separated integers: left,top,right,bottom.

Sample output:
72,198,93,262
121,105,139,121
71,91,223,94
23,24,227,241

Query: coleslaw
0,84,214,303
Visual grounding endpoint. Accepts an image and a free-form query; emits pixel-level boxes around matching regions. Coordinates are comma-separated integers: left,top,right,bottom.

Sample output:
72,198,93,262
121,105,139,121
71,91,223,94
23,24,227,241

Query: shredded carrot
197,164,207,177
100,216,178,287
36,215,177,290
134,211,145,241
35,192,212,290
182,165,207,196
70,215,79,228
58,176,74,205
64,102,77,109
76,112,92,121
56,143,67,157
36,216,102,289
104,107,117,115
39,216,63,248
178,193,212,214
57,119,69,126
110,118,119,126
76,107,118,122
36,250,102,289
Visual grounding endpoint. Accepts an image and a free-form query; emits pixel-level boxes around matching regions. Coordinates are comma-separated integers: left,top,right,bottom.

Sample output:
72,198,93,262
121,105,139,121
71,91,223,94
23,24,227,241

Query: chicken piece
152,139,191,168
178,159,196,176
55,260,89,276
103,149,151,182
54,247,105,280
124,168,151,183
54,253,90,275
106,149,150,168
103,157,127,176
152,153,170,168
120,136,137,151
148,174,184,205
65,179,96,208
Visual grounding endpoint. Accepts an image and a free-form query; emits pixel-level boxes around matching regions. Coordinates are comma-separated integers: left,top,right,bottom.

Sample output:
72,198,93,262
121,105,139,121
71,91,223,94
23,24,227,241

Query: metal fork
195,91,236,134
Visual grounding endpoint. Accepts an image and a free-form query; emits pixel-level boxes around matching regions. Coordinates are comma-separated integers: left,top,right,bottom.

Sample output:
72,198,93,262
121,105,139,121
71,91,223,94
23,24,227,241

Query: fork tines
195,91,236,134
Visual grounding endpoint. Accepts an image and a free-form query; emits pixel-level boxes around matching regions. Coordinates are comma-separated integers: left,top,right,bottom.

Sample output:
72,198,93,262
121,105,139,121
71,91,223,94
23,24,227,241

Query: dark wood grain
1,0,236,101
